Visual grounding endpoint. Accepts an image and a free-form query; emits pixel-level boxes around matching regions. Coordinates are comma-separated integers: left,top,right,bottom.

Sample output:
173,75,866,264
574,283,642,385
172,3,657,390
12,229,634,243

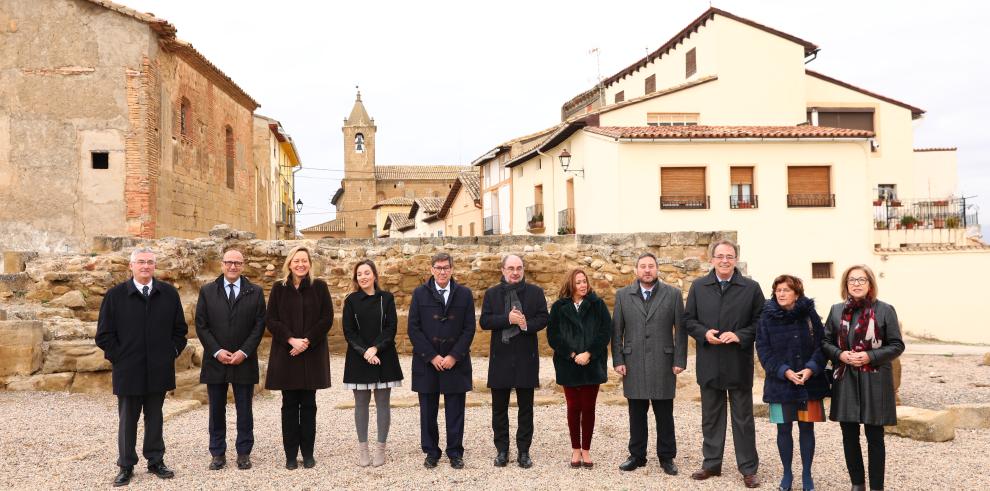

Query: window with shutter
645,74,656,94
660,167,707,209
810,108,874,131
812,262,833,279
686,48,697,78
787,166,833,207
730,166,756,208
615,91,624,104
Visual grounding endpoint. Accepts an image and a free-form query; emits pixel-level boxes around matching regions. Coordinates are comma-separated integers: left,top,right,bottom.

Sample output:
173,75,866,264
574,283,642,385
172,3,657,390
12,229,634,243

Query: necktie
643,289,652,301
720,280,729,292
228,283,236,304
439,289,447,304
142,285,149,297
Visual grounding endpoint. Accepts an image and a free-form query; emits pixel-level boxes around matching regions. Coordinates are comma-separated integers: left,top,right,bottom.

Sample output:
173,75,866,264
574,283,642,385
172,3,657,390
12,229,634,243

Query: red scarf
835,297,881,379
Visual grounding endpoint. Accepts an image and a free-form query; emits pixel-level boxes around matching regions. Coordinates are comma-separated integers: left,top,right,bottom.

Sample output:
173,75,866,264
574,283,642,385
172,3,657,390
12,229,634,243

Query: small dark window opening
91,152,109,169
179,98,190,136
225,126,235,189
614,91,625,104
645,74,656,94
812,262,833,279
686,48,697,78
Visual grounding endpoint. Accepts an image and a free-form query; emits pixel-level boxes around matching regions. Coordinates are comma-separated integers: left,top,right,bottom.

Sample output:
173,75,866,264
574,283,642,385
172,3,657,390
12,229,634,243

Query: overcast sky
118,0,990,233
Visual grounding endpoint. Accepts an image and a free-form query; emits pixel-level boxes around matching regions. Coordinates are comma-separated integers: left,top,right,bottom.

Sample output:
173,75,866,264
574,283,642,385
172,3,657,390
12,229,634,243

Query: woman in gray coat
822,265,904,491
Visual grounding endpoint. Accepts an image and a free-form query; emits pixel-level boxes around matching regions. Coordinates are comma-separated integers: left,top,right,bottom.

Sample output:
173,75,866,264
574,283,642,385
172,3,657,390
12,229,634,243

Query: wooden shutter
645,74,656,94
730,166,753,185
685,48,697,78
661,167,706,196
614,91,624,103
816,110,874,131
787,166,830,194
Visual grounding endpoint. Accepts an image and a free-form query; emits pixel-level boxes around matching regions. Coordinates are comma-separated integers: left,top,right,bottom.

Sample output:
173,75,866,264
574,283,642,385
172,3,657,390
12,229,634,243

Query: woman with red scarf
822,265,904,491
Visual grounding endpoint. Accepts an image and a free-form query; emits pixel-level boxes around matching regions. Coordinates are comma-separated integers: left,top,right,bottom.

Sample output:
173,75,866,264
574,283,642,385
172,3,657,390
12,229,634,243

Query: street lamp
558,149,583,177
295,199,303,213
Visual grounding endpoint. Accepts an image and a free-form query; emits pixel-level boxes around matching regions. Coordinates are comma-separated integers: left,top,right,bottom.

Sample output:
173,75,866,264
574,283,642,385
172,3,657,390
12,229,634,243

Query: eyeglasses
713,255,736,261
432,266,452,272
222,261,244,267
847,277,869,286
133,260,155,266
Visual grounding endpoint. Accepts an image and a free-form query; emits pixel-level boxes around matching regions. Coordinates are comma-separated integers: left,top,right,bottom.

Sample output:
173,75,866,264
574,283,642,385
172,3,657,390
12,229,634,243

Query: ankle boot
358,441,370,467
372,442,386,467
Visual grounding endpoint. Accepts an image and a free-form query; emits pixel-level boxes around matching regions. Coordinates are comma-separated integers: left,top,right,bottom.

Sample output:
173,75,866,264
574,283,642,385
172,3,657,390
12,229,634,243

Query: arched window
179,97,191,137
355,133,365,153
225,125,235,189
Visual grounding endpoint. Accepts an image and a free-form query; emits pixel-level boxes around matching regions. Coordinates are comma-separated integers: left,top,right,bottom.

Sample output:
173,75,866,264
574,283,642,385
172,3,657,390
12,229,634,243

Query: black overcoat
407,278,475,394
264,276,334,391
342,289,404,385
95,278,188,396
547,293,611,387
195,275,266,385
684,268,765,390
479,280,549,389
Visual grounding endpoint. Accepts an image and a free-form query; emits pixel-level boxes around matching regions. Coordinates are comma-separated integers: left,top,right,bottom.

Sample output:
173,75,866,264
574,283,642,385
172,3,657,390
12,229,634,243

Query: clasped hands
784,368,814,385
508,308,528,331
288,337,310,357
839,350,871,367
705,329,739,345
215,349,246,365
430,354,458,371
363,346,381,365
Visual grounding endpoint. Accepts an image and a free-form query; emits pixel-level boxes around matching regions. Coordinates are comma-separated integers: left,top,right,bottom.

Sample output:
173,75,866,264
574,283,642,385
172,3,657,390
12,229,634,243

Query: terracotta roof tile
585,125,874,140
372,197,415,208
374,165,469,180
300,219,344,233
384,213,414,231
411,197,445,217
458,171,481,201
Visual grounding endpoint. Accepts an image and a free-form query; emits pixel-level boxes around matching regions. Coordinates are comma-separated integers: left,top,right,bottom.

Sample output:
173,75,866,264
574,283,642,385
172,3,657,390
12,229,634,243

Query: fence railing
787,194,835,207
729,195,759,209
557,208,575,235
660,195,709,209
873,198,972,229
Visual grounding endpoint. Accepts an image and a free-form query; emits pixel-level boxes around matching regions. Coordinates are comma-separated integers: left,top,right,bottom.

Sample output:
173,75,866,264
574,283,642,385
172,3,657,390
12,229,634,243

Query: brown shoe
743,474,761,488
691,468,722,480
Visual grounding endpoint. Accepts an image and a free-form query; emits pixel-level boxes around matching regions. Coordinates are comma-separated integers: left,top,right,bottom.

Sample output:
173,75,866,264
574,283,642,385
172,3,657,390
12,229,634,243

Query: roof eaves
806,69,925,118
330,187,344,206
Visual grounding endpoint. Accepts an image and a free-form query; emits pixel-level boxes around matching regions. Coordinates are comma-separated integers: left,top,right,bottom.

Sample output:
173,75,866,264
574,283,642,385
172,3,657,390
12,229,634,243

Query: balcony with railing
660,195,709,209
525,204,545,233
873,197,978,248
557,208,575,235
729,195,759,209
787,194,835,207
483,215,500,236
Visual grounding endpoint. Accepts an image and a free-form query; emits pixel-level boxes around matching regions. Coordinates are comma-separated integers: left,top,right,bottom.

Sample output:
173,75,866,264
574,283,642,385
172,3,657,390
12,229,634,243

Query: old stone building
301,92,468,239
0,0,269,252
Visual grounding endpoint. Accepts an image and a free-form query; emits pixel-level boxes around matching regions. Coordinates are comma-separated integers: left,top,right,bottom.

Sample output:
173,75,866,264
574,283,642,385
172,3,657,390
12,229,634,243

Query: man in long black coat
408,252,476,469
684,239,765,489
479,254,548,469
95,247,188,487
195,248,266,471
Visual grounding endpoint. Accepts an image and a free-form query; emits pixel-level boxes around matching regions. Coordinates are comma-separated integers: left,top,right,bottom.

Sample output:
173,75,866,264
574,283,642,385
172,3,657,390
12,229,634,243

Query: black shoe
517,452,533,469
618,456,647,471
450,456,465,469
236,454,251,470
208,455,226,470
302,456,316,469
493,450,509,467
285,459,298,470
146,462,174,479
660,458,679,476
112,466,133,487
424,455,439,468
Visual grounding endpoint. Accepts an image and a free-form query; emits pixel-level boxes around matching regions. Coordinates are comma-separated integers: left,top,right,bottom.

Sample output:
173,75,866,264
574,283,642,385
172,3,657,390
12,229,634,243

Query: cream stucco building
253,115,301,240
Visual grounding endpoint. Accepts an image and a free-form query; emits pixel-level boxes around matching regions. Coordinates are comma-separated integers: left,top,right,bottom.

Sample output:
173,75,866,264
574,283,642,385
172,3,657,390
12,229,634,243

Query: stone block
0,320,44,376
3,251,37,273
174,344,195,371
982,352,990,366
887,406,955,442
945,403,990,429
41,340,110,373
5,372,75,391
43,317,97,341
70,371,112,394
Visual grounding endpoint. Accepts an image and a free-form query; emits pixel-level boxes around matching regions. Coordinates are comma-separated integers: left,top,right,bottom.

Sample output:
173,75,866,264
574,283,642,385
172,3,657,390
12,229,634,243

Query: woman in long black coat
341,259,403,467
756,275,828,491
264,246,333,470
547,268,611,468
822,265,904,491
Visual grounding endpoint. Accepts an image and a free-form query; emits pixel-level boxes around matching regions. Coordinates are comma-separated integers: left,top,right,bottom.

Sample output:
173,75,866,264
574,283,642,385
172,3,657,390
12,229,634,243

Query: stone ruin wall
0,226,732,399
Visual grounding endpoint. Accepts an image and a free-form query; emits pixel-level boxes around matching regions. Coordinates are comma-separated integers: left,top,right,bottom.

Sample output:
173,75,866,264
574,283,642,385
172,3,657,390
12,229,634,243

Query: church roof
345,90,374,127
300,218,344,233
374,165,469,180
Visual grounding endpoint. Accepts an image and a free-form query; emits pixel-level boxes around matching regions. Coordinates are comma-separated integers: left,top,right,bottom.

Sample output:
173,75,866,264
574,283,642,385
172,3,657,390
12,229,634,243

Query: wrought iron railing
660,195,709,209
557,208,575,235
729,195,759,209
873,198,974,229
525,204,545,231
787,194,835,207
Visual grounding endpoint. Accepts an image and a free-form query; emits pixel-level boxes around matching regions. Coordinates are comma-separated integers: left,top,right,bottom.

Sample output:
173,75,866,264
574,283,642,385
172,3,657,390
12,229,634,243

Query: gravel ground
2,354,988,490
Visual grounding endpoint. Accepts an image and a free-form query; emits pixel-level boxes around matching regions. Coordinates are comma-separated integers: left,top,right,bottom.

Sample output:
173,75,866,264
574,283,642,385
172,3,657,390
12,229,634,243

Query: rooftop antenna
589,47,603,104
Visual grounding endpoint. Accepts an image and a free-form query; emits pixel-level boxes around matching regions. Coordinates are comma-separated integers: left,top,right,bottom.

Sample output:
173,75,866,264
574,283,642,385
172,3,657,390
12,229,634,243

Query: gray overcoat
611,281,689,400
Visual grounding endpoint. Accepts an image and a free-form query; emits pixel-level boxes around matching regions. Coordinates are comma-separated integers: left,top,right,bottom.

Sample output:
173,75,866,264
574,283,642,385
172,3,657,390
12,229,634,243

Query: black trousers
418,392,466,459
207,383,254,456
280,389,317,460
491,387,535,453
700,386,759,475
116,392,166,468
840,422,886,490
628,398,676,460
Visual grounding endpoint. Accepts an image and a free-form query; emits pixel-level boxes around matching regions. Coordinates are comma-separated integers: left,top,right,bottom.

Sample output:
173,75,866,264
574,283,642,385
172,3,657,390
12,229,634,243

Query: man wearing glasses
684,239,766,488
95,248,188,486
194,248,267,471
407,252,476,469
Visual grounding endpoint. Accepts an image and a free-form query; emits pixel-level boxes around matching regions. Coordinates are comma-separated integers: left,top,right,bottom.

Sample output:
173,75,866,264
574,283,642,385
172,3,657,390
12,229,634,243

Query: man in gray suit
611,252,688,475
685,238,765,488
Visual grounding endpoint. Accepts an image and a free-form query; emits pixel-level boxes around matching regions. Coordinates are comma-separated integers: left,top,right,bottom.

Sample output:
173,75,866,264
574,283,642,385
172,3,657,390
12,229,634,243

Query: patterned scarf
835,296,881,379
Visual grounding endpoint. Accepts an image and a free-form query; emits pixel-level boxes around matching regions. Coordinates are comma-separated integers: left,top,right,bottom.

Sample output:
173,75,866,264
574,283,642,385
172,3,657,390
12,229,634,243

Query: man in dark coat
408,252,476,470
195,248,266,471
684,239,765,488
612,252,688,475
95,247,188,487
479,254,549,469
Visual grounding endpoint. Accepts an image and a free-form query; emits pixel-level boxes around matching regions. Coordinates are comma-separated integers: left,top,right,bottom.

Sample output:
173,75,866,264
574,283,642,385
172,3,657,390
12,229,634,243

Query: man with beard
479,254,549,469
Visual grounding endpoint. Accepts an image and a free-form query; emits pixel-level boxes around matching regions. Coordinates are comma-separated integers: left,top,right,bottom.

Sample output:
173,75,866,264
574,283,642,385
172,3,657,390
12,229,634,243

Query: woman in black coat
755,275,828,491
547,268,610,468
342,259,403,467
264,246,333,470
822,265,904,491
